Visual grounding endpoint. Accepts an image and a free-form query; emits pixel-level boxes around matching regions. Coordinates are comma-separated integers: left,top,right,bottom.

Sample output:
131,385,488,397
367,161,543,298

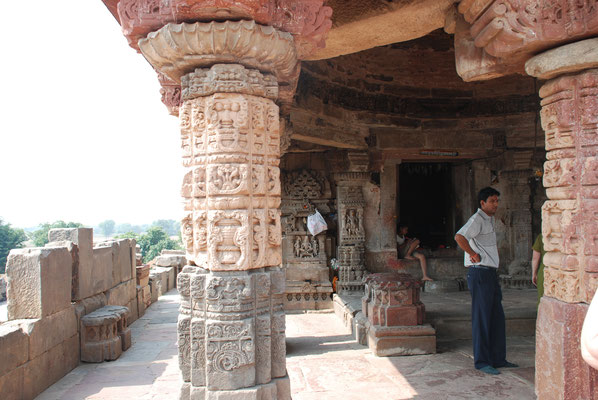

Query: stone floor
36,289,536,399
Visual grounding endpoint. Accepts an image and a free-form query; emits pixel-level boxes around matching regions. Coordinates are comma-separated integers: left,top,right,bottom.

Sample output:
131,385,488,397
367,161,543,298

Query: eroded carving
539,69,598,303
458,0,598,60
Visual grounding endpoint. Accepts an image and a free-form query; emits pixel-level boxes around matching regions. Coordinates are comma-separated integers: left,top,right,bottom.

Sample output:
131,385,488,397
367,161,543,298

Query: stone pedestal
362,272,435,356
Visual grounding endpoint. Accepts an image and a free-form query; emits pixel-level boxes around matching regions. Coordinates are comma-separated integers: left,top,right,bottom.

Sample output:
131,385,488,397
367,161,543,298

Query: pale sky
0,1,183,228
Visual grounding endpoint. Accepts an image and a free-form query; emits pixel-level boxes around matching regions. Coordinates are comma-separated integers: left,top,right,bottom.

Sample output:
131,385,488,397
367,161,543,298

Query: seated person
397,223,433,281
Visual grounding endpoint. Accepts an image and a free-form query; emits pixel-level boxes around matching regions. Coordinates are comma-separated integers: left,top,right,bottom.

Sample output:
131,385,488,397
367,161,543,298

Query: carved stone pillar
526,41,598,400
99,1,332,398
334,159,369,295
137,21,301,399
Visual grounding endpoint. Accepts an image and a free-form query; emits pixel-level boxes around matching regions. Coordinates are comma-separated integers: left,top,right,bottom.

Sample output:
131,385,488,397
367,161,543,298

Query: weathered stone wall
0,229,183,399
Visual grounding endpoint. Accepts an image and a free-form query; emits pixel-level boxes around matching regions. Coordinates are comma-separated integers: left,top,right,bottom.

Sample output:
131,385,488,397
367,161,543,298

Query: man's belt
468,265,496,270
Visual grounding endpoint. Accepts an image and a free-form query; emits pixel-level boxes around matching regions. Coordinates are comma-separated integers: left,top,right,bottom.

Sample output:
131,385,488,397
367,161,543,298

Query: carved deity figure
345,209,357,236
293,236,301,257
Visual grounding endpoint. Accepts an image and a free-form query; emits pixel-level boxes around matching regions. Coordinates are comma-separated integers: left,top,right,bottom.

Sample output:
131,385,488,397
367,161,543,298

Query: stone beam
290,130,366,150
305,0,455,60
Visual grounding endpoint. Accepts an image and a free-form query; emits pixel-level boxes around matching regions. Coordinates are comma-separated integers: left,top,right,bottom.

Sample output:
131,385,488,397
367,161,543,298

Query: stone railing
0,228,186,399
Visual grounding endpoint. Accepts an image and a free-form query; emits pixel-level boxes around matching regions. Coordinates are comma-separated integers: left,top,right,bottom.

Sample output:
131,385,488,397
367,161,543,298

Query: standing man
454,187,518,375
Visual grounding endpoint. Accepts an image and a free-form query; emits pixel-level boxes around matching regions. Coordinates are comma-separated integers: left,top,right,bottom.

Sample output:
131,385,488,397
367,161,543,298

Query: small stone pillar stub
140,20,294,398
362,272,435,357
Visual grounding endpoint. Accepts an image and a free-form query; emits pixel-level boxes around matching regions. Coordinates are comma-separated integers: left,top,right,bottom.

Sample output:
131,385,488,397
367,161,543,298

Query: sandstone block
137,264,150,287
129,239,137,284
127,298,139,324
105,279,136,307
536,297,598,400
368,324,436,356
0,321,30,376
27,306,77,359
155,253,186,268
137,285,147,318
204,379,288,400
97,239,133,285
0,362,24,400
22,333,79,399
155,266,175,291
91,246,115,296
7,248,72,319
142,284,151,307
48,228,93,301
149,274,162,303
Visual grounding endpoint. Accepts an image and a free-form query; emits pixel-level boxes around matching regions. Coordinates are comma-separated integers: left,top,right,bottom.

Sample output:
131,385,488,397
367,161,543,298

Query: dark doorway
398,163,454,249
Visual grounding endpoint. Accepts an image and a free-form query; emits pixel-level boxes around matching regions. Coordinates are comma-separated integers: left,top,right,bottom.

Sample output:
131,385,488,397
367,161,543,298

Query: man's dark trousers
467,266,507,369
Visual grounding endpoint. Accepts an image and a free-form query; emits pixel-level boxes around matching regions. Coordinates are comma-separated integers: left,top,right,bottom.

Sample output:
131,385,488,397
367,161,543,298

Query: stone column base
367,324,436,357
536,297,598,400
180,376,291,400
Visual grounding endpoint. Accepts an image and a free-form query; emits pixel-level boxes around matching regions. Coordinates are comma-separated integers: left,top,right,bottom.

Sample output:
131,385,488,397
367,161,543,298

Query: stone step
334,289,538,342
422,289,537,339
400,256,466,280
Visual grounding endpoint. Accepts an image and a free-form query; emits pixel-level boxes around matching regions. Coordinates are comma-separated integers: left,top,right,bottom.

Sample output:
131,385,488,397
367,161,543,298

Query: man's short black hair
478,187,500,205
398,222,408,230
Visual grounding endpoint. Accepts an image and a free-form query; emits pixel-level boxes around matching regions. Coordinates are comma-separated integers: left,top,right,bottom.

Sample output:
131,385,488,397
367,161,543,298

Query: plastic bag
307,209,328,236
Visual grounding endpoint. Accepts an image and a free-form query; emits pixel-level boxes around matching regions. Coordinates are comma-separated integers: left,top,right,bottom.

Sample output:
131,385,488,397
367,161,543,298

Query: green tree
31,221,83,247
98,219,116,238
137,226,182,263
151,219,180,236
0,219,28,274
114,231,139,240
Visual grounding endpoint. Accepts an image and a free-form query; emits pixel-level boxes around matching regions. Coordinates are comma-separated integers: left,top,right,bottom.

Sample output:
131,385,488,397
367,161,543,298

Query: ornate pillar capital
458,0,598,60
104,0,332,113
139,20,300,106
115,0,332,58
454,0,598,81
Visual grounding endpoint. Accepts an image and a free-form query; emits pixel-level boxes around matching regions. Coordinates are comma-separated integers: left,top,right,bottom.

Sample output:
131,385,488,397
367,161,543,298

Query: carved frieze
282,169,326,199
182,65,279,101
